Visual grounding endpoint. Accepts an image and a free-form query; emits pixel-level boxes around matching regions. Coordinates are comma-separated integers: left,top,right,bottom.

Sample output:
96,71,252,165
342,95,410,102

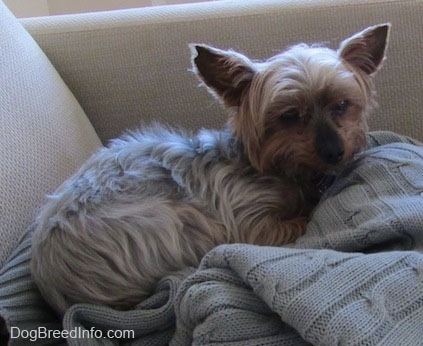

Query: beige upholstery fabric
22,0,423,144
0,1,102,267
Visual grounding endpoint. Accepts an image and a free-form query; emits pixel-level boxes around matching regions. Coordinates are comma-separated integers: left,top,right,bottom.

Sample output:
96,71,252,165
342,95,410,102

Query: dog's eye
280,109,300,125
331,100,350,117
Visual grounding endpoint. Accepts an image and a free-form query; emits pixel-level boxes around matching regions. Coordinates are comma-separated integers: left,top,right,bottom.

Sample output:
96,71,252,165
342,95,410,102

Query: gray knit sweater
1,131,422,346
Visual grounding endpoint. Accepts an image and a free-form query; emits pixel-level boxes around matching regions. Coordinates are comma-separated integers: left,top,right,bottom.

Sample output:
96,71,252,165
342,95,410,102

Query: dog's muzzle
315,121,344,165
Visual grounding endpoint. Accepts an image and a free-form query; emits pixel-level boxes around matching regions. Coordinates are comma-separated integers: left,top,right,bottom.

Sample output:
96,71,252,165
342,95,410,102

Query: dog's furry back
31,126,300,314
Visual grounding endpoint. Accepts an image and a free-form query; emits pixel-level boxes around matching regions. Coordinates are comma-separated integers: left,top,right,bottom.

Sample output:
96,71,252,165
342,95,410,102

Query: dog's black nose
315,121,345,165
322,147,344,164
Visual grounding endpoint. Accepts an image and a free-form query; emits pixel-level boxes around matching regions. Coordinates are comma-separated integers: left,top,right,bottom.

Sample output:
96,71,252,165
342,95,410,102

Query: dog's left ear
191,44,256,108
338,23,391,75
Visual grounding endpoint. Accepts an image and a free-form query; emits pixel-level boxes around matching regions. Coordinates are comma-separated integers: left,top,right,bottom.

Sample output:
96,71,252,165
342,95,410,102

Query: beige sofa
0,0,422,344
2,0,423,268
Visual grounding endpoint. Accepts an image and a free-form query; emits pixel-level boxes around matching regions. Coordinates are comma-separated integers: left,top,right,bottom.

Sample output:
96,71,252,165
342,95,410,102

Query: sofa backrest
21,0,423,144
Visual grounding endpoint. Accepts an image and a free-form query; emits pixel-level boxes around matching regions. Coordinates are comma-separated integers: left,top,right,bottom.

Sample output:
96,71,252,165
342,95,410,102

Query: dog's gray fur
31,126,306,314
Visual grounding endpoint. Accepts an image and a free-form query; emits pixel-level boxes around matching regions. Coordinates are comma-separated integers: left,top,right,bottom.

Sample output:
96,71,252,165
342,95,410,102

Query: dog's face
192,24,390,176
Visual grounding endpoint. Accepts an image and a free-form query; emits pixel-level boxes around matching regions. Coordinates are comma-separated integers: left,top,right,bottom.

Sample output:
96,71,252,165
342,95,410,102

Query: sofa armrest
0,1,102,267
21,0,423,143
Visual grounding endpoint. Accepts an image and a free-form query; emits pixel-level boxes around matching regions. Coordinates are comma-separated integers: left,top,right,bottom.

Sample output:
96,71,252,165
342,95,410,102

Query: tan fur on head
193,24,390,175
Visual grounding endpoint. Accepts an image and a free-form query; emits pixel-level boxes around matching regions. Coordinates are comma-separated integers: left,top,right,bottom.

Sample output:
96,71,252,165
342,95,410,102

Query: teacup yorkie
31,24,390,314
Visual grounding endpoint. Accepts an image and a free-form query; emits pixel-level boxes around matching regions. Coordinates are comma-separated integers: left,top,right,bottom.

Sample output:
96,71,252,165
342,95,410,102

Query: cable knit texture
1,131,423,345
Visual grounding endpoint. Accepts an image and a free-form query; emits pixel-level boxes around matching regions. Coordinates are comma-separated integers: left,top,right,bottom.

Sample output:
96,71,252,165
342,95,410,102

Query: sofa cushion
0,1,102,268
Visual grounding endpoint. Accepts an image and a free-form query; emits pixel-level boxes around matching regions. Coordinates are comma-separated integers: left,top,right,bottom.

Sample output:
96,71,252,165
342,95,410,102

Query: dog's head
191,24,390,176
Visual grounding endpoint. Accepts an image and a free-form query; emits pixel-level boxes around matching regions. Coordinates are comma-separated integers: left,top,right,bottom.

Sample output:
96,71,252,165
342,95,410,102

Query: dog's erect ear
338,23,391,75
191,44,256,108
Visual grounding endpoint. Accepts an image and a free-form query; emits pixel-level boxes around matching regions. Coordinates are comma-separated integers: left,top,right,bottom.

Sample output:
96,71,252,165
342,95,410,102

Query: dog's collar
292,173,336,196
316,174,336,195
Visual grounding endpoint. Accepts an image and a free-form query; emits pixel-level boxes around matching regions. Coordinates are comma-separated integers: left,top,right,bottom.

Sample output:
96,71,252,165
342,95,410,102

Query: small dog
31,24,390,315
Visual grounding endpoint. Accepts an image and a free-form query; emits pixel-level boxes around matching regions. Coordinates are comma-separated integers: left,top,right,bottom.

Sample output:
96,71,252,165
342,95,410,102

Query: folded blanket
296,136,423,253
172,245,423,346
1,131,422,346
171,133,423,345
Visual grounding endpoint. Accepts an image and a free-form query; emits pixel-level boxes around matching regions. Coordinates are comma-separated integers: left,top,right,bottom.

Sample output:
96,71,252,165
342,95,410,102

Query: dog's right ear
190,44,256,108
